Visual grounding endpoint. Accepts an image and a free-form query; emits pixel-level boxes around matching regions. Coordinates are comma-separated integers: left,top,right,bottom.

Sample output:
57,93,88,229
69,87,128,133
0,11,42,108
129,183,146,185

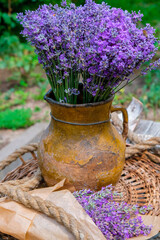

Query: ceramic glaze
38,90,128,190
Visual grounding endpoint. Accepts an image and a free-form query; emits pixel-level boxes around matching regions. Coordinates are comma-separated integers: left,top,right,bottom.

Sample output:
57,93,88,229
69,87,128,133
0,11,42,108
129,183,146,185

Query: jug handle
111,106,128,140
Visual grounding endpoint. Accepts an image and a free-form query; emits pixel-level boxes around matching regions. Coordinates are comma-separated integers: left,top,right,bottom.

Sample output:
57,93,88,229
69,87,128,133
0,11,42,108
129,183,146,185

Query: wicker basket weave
0,145,160,240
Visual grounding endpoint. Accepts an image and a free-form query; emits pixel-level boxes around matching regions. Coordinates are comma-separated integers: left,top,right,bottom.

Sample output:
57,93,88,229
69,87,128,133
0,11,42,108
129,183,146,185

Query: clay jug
38,89,128,190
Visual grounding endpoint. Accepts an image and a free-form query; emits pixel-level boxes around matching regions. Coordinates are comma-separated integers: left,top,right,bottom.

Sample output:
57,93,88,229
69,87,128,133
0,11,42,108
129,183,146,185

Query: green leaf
2,13,12,25
24,64,30,72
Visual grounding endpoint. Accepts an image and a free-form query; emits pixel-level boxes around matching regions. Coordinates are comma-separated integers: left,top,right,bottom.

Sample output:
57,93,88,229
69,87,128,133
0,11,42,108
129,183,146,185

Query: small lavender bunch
17,0,160,104
73,185,152,239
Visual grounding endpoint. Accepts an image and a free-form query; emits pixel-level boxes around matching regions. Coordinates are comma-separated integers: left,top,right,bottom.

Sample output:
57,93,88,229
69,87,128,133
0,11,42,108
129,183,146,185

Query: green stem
93,76,103,102
74,67,79,104
82,71,86,103
113,74,140,95
64,76,69,102
70,67,74,103
98,86,111,101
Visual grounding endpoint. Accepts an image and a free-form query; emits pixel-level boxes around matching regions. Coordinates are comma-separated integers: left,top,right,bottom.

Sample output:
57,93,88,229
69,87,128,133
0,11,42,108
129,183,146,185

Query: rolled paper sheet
0,179,159,240
0,180,106,240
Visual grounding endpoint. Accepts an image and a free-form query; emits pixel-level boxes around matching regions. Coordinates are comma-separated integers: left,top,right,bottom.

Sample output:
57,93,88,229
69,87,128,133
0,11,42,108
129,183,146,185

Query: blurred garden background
0,0,160,148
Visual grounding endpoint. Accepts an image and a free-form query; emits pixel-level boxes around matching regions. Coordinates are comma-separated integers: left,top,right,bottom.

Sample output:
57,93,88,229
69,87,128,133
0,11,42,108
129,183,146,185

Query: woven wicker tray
0,147,160,240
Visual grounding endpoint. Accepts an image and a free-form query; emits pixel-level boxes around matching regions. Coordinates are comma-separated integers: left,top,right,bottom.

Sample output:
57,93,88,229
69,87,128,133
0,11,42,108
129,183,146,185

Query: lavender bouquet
17,0,160,104
73,185,153,239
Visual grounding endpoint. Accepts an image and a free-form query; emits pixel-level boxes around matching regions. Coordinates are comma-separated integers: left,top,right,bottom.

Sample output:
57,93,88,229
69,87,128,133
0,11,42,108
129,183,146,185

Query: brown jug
38,89,128,190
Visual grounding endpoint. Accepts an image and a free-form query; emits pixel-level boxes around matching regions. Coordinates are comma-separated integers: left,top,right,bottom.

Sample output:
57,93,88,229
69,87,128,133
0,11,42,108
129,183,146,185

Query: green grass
0,108,33,130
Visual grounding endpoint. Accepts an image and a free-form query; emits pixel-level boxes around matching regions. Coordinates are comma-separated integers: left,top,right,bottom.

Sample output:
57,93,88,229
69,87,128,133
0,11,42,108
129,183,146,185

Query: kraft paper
0,179,105,240
0,179,159,240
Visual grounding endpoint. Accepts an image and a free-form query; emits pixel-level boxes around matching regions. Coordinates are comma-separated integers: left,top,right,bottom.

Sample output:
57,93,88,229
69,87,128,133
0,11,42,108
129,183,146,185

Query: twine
125,137,160,158
0,122,160,239
0,143,38,171
0,184,93,240
0,144,93,240
0,169,41,192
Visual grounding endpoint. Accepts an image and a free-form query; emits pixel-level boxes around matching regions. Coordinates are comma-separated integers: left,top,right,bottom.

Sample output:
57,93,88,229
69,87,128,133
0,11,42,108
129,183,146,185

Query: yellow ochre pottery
38,89,128,191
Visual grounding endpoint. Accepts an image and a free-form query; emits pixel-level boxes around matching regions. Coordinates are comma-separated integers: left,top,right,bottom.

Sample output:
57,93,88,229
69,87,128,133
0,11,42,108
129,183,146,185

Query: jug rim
44,89,114,108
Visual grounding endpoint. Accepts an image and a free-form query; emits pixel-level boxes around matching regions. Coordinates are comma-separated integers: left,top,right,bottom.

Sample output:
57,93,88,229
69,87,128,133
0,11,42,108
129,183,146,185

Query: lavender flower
17,0,160,104
73,185,152,239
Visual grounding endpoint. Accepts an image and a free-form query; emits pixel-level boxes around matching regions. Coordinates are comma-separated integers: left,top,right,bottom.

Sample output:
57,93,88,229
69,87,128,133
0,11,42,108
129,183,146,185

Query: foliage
3,88,14,100
0,108,33,129
0,0,60,88
31,82,49,100
1,0,160,58
141,69,160,110
0,81,48,113
100,0,160,26
113,89,134,106
0,0,160,113
17,0,159,104
0,89,29,111
34,106,41,112
0,45,38,84
0,83,49,114
29,72,46,84
0,44,46,87
73,185,152,239
14,90,29,102
0,0,63,56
